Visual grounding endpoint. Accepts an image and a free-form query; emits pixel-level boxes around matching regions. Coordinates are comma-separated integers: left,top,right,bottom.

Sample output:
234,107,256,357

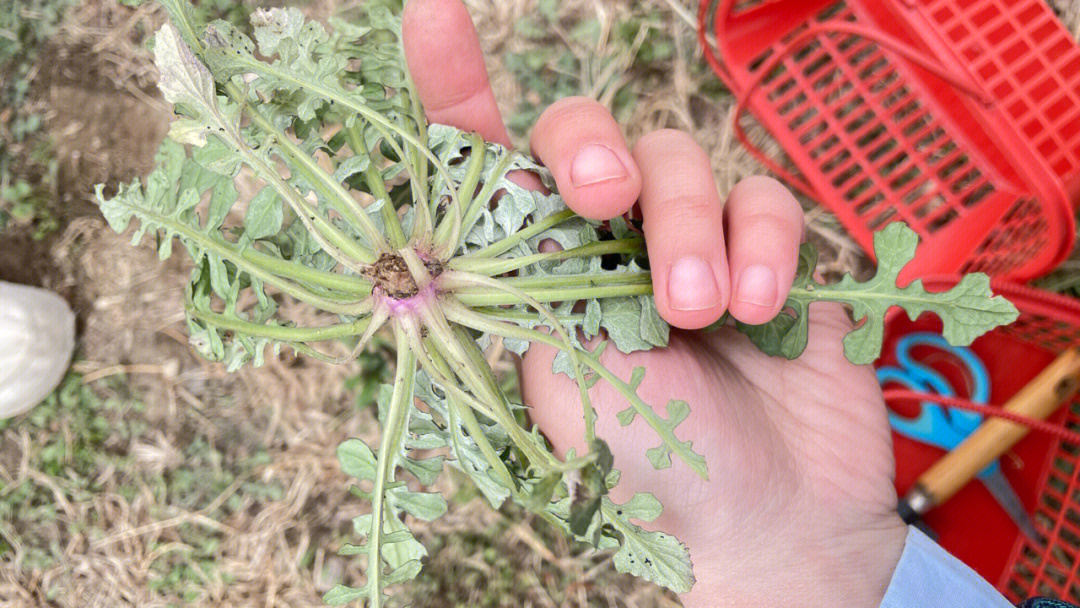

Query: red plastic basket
878,277,1080,601
699,0,1080,282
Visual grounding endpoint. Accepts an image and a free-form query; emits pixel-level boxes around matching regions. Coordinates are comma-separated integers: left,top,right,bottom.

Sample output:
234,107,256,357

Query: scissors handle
878,363,1000,478
878,366,961,447
896,333,991,404
881,333,991,442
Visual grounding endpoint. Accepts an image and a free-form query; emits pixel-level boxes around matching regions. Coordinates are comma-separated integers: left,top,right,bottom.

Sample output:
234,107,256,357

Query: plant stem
444,301,597,444
439,272,595,443
116,199,367,314
419,335,516,489
433,133,485,254
236,110,384,263
472,308,586,325
373,120,434,242
416,304,559,470
401,318,497,421
249,168,368,272
399,247,434,291
186,305,373,342
497,272,651,290
366,325,416,608
448,324,591,473
448,238,644,275
446,308,708,479
289,341,354,363
345,122,407,249
186,93,375,270
421,334,595,525
457,151,515,242
400,81,432,243
159,4,385,260
451,282,652,307
325,302,390,364
226,56,459,238
466,209,577,259
245,245,371,296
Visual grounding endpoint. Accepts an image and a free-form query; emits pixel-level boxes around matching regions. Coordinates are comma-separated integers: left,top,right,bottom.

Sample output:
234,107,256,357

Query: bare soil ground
2,0,1078,607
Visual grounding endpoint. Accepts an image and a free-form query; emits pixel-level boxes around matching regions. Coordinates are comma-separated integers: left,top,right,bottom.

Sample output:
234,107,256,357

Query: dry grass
4,0,1080,606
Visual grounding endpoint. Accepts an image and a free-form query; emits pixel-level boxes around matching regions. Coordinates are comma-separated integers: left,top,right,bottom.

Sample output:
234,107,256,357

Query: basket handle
697,0,733,87
700,6,996,198
696,1,818,195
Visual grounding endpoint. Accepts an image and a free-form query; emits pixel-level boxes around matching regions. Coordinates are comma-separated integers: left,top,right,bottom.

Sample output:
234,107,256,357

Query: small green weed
0,0,73,239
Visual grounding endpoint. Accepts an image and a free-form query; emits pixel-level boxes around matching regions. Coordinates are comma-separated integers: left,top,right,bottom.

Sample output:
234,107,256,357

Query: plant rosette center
361,250,444,304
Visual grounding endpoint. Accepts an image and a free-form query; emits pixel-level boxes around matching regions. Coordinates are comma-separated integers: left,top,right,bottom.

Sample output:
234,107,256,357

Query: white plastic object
0,281,76,418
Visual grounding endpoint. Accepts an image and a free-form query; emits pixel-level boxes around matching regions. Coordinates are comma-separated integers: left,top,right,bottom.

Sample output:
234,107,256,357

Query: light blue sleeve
879,526,1014,608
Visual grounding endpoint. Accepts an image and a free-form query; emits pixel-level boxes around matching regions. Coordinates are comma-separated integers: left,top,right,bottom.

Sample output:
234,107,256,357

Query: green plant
0,1,72,79
0,0,72,238
1,172,59,239
95,1,1018,604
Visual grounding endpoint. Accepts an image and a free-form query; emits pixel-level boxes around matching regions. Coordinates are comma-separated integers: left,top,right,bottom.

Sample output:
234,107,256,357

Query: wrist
680,513,907,608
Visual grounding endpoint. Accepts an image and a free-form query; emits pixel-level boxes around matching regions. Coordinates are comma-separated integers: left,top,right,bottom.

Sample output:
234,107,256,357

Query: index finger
401,0,512,147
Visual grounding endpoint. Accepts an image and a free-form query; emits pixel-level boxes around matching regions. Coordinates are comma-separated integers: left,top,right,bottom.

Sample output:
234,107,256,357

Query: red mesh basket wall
699,0,1080,282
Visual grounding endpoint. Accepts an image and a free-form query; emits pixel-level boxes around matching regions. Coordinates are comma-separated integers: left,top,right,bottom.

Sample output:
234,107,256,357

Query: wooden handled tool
900,347,1080,518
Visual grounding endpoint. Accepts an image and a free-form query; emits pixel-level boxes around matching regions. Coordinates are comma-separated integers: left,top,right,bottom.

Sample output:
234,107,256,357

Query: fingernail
668,256,721,311
736,264,777,308
571,144,628,187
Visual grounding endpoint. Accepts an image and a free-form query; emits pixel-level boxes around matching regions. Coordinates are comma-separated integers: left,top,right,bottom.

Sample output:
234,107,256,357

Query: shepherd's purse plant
95,1,1020,604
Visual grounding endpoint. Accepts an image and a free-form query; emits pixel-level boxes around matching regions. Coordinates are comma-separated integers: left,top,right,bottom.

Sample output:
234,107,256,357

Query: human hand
401,2,907,606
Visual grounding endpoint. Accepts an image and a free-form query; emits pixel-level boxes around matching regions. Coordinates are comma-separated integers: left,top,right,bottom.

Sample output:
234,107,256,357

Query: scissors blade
982,470,1044,545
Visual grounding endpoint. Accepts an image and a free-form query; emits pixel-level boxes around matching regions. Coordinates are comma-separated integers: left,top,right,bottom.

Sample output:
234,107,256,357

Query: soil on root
362,252,444,300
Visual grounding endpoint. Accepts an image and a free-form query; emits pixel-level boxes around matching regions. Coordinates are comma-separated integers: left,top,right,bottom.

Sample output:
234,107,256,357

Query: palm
523,303,898,585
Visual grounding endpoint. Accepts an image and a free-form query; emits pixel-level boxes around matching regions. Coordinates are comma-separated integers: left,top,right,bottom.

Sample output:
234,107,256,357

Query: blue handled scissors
878,333,1041,541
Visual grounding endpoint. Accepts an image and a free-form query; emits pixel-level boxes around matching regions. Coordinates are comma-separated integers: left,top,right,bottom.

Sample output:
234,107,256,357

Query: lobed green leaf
737,223,1019,364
